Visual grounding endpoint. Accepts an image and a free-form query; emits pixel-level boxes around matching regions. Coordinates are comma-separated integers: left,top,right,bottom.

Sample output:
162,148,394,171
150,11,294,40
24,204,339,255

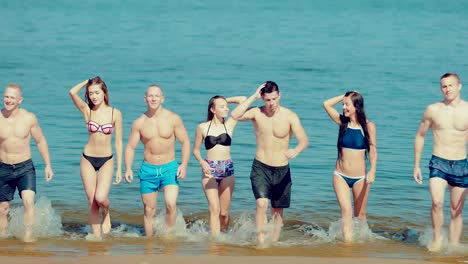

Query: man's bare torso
138,109,177,165
0,109,33,164
430,100,468,160
252,106,293,166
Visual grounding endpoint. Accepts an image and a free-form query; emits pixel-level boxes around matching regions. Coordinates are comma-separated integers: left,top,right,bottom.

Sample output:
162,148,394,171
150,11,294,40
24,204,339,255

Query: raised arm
323,94,345,125
285,112,309,159
193,124,211,176
226,96,248,104
113,109,123,185
69,79,90,116
413,105,433,184
174,114,191,179
225,96,247,126
230,84,264,121
366,121,377,184
124,119,141,183
30,113,54,182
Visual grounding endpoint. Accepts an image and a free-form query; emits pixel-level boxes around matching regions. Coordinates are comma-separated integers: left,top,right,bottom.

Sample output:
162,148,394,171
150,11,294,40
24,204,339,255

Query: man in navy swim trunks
0,84,54,242
413,73,468,252
231,81,309,245
124,84,190,237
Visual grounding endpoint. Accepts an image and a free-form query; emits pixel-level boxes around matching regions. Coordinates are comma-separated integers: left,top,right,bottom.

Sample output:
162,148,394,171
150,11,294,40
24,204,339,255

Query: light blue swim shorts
138,160,179,194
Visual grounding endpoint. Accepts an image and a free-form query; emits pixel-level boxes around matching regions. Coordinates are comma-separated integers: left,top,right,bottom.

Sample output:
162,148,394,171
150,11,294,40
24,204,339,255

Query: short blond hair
6,83,23,96
146,84,163,95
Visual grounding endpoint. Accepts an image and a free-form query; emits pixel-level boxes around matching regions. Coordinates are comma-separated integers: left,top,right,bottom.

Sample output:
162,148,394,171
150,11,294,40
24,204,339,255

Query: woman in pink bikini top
69,76,123,238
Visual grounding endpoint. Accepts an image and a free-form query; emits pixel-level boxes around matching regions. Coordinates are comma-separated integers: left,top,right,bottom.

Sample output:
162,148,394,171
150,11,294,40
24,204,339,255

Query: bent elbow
230,113,240,121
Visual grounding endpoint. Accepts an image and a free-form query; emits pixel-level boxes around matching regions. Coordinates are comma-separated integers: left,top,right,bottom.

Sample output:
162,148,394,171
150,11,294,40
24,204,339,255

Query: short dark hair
440,72,460,82
261,81,279,95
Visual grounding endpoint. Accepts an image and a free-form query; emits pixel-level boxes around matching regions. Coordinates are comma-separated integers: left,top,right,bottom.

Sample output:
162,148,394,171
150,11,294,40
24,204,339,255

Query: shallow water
0,0,467,261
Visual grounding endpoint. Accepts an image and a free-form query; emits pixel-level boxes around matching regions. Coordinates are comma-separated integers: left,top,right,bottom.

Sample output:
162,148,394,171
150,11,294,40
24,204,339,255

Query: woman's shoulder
366,120,376,128
197,120,210,129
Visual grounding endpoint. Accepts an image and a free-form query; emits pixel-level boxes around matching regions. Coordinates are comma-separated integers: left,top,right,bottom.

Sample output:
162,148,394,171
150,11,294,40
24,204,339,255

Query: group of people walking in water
0,73,466,252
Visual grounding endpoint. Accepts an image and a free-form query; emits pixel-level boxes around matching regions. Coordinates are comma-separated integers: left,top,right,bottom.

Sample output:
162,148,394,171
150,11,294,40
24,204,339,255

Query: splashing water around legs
102,207,111,235
0,202,9,237
21,190,36,242
271,208,284,242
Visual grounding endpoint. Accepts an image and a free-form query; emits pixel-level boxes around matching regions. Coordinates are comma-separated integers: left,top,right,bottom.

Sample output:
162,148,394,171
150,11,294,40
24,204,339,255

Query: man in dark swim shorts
0,84,54,242
413,73,468,251
231,81,309,245
250,159,292,208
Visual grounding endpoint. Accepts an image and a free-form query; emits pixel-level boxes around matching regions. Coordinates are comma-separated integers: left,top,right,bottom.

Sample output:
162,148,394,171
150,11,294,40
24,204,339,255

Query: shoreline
0,255,456,264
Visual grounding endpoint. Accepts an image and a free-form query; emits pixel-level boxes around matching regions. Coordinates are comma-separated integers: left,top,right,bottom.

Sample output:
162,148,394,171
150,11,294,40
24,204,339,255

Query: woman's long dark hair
337,91,370,159
85,76,109,109
206,95,227,121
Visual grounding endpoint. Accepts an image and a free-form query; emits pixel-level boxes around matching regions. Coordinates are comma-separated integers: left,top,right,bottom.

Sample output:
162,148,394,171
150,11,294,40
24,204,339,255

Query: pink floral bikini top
87,108,114,135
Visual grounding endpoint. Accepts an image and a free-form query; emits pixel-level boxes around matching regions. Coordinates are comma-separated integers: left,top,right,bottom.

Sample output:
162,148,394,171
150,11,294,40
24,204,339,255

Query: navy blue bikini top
204,120,232,150
339,125,367,150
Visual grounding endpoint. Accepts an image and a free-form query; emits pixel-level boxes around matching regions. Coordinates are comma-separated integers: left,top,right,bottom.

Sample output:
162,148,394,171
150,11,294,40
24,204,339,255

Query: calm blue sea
0,0,467,260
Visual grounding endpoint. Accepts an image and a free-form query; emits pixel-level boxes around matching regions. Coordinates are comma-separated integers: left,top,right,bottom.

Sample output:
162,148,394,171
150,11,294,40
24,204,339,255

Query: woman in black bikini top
193,94,246,236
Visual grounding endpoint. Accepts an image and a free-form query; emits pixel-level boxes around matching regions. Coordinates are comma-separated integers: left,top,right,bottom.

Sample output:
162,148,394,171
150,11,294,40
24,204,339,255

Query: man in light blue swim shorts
124,85,190,237
139,160,179,194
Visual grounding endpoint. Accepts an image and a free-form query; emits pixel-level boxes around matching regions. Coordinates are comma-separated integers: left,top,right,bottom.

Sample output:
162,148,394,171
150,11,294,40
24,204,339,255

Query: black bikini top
204,120,232,150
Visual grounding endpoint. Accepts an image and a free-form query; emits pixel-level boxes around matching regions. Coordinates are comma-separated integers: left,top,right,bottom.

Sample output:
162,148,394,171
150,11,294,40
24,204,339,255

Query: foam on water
301,218,385,244
7,196,63,239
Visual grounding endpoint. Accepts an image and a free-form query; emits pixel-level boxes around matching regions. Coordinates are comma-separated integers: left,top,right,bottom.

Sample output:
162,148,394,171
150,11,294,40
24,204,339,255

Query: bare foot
23,232,37,243
102,209,111,234
427,238,443,252
23,225,36,243
343,231,353,244
256,231,267,247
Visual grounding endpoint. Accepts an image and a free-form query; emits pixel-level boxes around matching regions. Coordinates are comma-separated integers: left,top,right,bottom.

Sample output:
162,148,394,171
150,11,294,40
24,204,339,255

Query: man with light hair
124,84,190,237
0,83,54,242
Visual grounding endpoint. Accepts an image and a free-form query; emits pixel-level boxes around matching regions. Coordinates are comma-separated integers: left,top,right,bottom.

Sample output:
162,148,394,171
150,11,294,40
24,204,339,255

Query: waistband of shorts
205,158,233,163
142,160,177,168
431,155,467,163
0,159,33,168
253,159,289,170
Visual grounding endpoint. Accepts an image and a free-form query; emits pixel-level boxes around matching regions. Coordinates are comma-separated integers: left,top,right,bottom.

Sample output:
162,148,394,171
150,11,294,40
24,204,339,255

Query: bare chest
255,115,291,139
140,119,175,141
0,119,31,141
433,107,468,132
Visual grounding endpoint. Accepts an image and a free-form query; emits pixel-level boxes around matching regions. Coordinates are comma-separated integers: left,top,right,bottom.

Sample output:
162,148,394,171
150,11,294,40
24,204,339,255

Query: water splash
301,218,384,244
7,196,63,239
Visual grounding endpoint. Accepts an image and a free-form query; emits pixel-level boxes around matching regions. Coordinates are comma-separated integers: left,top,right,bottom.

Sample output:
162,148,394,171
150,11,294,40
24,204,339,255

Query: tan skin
124,86,190,237
69,79,123,238
231,83,309,245
193,96,246,237
413,75,468,252
323,93,377,243
0,85,53,242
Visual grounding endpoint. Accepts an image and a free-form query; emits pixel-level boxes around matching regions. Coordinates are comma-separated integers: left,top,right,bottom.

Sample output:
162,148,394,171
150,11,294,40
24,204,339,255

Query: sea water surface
0,0,467,262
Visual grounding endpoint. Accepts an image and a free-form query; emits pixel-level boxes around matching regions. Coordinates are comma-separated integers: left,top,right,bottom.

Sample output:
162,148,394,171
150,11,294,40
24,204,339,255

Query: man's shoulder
162,108,183,121
19,109,36,120
280,106,299,118
460,99,468,107
132,114,147,127
425,102,443,112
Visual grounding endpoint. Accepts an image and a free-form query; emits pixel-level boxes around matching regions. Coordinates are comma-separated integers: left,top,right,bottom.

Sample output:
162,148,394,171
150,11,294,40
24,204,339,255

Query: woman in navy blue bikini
69,77,123,238
323,91,377,243
193,95,246,236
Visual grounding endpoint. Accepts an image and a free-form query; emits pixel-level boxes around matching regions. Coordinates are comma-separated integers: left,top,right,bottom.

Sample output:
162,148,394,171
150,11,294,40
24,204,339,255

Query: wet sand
0,255,456,264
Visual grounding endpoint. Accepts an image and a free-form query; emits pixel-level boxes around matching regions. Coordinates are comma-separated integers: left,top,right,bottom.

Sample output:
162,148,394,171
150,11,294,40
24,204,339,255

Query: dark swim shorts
250,159,291,208
429,155,468,188
0,159,36,202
